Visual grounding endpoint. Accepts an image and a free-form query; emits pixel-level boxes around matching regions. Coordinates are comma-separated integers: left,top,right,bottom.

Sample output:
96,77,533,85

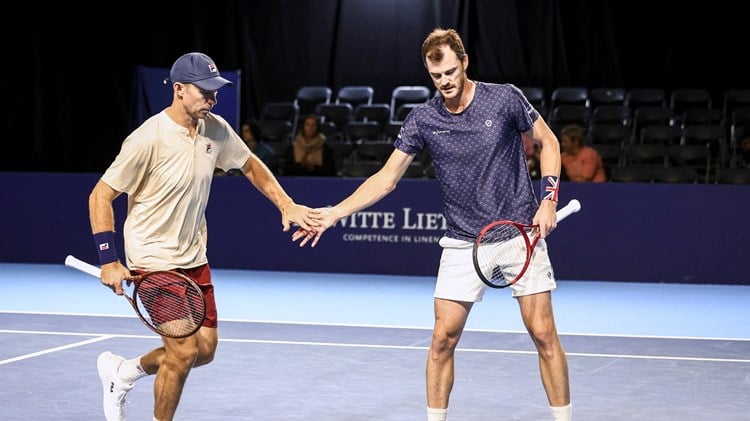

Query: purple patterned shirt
395,82,540,241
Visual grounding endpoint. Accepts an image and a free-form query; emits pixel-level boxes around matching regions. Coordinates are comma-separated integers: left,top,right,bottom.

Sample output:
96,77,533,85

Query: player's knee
195,347,216,367
166,342,200,368
530,329,560,356
161,353,197,375
430,333,458,359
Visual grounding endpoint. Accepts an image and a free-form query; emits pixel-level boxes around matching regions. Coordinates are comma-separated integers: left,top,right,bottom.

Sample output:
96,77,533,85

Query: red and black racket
472,199,581,289
65,255,206,338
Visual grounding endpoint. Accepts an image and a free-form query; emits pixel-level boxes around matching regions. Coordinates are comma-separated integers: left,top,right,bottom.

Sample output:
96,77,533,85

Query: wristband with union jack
94,231,119,265
541,175,559,203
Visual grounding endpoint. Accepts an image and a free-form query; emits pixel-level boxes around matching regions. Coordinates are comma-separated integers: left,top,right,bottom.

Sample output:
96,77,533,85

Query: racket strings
475,224,531,285
480,223,522,243
135,272,205,337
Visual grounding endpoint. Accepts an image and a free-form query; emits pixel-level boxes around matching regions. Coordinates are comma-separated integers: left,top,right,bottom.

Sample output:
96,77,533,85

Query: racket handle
556,199,581,223
65,255,102,278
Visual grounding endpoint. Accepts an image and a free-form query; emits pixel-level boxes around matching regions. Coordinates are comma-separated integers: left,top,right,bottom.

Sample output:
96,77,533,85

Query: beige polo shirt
101,110,251,270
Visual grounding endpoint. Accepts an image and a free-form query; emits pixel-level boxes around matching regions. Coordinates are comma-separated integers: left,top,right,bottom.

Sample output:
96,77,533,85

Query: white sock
427,407,448,421
550,402,572,421
117,356,148,383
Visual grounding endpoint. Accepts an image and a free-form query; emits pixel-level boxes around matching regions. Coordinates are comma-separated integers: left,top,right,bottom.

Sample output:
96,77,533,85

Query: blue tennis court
1,263,748,420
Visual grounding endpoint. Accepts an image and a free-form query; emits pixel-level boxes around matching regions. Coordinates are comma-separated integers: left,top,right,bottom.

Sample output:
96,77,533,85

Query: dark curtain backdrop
3,0,744,172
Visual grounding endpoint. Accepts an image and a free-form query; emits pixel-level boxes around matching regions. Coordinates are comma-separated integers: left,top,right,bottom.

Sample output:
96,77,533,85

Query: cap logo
208,63,218,73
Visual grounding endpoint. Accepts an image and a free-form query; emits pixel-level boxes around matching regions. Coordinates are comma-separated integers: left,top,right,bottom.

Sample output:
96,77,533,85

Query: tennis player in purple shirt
294,28,572,421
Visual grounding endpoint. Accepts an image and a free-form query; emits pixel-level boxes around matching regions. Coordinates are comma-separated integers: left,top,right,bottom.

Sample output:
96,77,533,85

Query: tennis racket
472,199,581,289
64,255,206,338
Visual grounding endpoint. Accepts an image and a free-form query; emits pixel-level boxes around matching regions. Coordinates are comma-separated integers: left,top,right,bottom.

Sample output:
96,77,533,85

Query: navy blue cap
168,52,233,91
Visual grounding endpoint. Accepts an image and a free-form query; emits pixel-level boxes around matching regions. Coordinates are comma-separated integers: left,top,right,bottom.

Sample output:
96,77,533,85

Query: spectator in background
223,121,278,175
282,114,337,176
214,121,278,175
242,120,277,169
559,124,606,182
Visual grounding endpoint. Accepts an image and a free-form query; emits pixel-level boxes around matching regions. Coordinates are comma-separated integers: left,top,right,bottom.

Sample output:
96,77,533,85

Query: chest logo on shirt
205,142,213,154
485,120,493,127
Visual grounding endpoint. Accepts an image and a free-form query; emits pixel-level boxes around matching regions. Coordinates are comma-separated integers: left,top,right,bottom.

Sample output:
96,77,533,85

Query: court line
0,334,113,366
0,309,138,319
2,310,748,341
218,338,750,364
0,329,157,339
2,329,748,364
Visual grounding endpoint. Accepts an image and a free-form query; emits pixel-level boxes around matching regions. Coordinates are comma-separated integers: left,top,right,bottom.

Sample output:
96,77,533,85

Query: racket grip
65,255,102,278
555,199,581,222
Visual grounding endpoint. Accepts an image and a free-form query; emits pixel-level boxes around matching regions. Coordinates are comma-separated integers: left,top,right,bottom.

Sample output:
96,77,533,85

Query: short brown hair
422,28,467,67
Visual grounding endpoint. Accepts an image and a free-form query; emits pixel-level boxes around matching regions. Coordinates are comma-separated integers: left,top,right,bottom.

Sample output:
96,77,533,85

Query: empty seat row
293,85,432,123
547,103,748,169
258,85,433,144
609,165,750,185
522,87,750,125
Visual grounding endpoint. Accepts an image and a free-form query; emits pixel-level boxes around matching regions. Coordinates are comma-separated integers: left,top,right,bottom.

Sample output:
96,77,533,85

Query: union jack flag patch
542,176,559,202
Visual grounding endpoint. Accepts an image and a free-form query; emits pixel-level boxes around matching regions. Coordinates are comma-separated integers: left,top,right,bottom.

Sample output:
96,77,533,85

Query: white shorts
434,236,556,302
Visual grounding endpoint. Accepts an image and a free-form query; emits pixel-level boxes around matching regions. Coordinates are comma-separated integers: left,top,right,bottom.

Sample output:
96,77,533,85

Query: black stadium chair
722,88,750,121
631,106,674,142
316,103,353,140
549,87,589,109
390,86,431,121
336,86,374,109
589,88,626,109
681,108,723,128
670,88,712,117
353,141,394,163
716,168,750,184
639,124,682,146
588,123,631,146
623,143,668,167
393,103,420,122
590,105,632,127
666,144,712,183
651,166,701,184
609,166,653,183
519,86,547,115
625,88,666,109
295,86,332,116
354,103,391,127
344,121,382,143
341,160,382,178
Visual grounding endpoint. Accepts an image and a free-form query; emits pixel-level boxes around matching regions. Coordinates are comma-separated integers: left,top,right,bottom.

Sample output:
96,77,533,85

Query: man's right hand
99,261,131,295
292,206,339,248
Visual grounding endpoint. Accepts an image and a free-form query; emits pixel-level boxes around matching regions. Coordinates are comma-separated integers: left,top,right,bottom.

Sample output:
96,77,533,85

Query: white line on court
2,328,748,364
0,335,113,366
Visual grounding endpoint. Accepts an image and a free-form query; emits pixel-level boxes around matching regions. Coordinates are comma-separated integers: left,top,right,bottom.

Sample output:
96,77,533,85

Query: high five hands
291,206,339,247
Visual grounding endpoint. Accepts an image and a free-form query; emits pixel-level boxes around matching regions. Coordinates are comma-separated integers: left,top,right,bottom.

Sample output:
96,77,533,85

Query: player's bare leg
517,291,570,406
426,298,472,409
140,327,218,421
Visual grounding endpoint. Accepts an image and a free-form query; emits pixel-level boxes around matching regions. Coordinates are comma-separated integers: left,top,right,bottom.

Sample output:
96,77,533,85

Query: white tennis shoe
97,351,134,421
